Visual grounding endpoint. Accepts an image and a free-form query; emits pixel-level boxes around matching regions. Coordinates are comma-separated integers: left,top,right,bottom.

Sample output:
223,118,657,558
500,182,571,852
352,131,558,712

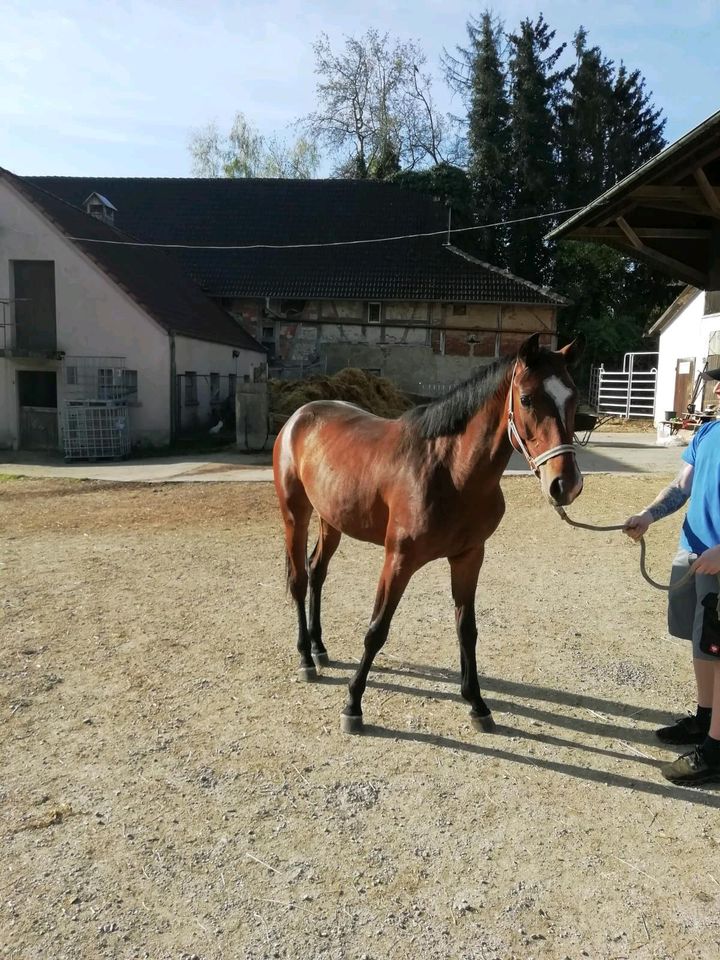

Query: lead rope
556,506,720,618
552,506,681,591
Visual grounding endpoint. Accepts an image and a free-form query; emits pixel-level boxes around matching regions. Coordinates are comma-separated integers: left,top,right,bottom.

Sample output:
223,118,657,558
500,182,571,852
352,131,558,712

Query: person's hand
623,511,651,541
691,545,720,575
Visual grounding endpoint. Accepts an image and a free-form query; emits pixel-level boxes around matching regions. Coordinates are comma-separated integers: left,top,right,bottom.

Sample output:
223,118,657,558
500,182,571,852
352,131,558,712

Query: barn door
17,370,59,450
13,261,57,353
674,358,695,415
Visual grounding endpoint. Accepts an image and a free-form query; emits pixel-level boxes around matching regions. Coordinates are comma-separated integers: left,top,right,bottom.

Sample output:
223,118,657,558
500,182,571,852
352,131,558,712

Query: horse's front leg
341,546,414,734
449,546,495,732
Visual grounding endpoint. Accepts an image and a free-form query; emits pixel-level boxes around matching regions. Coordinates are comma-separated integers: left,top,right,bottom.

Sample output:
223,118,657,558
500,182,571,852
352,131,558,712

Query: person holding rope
624,369,720,786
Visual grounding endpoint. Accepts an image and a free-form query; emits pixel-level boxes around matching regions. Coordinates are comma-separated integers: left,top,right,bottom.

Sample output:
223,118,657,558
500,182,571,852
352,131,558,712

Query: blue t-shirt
680,419,720,553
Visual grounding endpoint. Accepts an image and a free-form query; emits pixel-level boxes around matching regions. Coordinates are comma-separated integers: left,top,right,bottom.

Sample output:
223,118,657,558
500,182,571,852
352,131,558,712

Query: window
210,372,220,404
452,304,467,316
184,371,198,406
120,369,138,400
705,291,720,316
367,301,382,324
280,299,306,316
65,366,78,385
262,326,275,341
98,367,114,399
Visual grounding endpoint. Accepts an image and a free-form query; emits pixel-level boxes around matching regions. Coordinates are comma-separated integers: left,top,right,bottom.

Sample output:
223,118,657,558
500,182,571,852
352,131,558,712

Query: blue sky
1,0,719,177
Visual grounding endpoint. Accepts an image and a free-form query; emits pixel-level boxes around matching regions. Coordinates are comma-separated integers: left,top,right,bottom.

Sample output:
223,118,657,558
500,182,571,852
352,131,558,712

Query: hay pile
270,368,413,422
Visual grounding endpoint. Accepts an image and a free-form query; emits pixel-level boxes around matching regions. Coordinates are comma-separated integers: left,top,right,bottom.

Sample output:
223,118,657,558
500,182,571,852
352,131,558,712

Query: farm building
23,176,568,393
646,285,720,420
0,168,265,453
549,108,720,426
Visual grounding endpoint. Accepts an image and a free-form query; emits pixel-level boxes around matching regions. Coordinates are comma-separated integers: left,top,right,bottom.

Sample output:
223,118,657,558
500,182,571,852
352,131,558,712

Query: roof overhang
547,110,720,288
646,285,701,337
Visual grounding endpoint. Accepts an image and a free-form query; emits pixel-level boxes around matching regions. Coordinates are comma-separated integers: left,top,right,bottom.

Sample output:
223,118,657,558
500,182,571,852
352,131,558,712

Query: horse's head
508,333,583,507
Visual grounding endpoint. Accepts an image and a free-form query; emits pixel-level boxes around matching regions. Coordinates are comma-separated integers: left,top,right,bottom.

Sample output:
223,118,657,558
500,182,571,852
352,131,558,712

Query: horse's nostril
549,476,570,503
549,474,582,505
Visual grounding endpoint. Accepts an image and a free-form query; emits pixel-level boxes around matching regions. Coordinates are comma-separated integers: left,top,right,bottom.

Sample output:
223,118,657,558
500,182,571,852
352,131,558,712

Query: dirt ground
2,474,720,960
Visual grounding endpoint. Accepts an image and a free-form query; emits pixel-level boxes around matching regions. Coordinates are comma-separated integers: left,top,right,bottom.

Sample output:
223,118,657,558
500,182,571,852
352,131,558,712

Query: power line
67,206,584,251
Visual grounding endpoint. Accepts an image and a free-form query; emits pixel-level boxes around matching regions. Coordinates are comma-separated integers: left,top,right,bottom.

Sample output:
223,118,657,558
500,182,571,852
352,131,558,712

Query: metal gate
588,352,658,419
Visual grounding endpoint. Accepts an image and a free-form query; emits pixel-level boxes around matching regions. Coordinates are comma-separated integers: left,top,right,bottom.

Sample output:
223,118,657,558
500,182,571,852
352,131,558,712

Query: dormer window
83,192,117,226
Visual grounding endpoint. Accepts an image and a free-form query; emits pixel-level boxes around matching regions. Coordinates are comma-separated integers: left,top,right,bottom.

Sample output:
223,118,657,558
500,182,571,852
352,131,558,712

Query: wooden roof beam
612,219,707,287
633,186,713,199
631,184,720,219
693,166,720,216
616,217,643,249
575,226,710,241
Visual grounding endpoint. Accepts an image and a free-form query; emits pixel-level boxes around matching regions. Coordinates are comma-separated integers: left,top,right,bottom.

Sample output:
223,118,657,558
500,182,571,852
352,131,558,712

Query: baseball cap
700,367,720,382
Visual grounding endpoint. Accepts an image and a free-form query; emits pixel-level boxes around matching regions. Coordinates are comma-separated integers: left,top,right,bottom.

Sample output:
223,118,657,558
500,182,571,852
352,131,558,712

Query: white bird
209,419,224,435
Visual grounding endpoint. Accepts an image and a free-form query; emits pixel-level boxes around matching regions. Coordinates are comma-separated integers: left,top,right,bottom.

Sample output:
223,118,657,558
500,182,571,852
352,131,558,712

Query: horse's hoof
298,665,318,682
313,651,330,668
470,711,496,733
340,714,364,735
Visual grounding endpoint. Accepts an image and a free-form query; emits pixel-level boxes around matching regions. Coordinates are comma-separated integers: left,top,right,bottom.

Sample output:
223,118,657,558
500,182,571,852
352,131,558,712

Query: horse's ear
558,335,585,367
518,333,541,366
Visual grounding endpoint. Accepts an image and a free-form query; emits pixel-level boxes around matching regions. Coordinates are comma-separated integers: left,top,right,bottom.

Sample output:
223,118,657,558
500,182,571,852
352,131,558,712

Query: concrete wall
656,290,720,421
322,342,495,391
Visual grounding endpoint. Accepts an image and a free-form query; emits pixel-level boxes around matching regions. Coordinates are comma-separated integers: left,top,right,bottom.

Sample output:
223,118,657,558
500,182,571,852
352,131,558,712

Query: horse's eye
520,395,533,408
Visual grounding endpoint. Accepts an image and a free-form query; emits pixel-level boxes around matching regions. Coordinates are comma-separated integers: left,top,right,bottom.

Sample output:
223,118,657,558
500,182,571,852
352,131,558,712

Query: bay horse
273,333,583,734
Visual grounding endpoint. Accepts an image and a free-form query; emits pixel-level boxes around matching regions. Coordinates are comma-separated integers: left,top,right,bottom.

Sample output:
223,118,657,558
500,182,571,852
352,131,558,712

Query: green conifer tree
465,12,512,265
506,15,571,284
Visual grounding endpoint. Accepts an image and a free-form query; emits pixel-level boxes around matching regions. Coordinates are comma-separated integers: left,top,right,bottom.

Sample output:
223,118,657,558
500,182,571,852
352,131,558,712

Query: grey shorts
668,547,720,661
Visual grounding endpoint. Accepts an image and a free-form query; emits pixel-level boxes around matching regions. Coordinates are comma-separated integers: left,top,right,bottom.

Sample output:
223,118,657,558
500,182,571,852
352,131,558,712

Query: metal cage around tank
60,357,133,460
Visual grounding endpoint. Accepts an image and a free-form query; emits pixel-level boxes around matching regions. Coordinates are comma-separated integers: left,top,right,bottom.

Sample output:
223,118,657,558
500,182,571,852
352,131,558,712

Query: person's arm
623,462,694,542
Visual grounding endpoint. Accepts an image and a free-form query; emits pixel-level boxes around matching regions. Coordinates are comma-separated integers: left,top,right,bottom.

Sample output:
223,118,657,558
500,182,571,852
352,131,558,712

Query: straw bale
270,369,412,421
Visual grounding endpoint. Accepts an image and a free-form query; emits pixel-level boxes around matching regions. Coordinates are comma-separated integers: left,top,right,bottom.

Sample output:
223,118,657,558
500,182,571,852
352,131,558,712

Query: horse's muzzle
547,469,583,506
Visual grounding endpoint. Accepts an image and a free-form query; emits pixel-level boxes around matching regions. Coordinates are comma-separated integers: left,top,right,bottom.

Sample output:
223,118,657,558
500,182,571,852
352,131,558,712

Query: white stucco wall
655,290,720,422
173,335,264,432
0,178,171,448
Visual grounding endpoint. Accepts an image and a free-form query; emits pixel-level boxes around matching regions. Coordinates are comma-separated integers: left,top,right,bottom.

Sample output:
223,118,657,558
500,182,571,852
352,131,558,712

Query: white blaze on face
543,375,573,430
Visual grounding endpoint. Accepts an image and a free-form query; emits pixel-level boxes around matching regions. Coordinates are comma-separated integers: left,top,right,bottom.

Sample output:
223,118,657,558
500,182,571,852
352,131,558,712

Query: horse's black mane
402,355,515,439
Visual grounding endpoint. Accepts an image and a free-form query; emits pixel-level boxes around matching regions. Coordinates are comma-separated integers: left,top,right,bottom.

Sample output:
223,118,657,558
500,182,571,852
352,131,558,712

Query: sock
696,705,712,729
700,734,720,765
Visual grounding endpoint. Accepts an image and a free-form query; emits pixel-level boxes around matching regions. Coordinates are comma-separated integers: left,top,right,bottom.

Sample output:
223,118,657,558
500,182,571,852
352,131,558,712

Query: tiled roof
3,170,264,353
26,177,567,306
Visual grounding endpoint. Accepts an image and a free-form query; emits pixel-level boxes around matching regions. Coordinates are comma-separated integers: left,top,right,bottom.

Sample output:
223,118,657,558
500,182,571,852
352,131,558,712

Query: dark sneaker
656,714,708,745
661,747,720,786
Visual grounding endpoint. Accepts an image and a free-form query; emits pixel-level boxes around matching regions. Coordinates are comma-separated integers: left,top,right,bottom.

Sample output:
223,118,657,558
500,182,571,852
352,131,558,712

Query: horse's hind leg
280,486,316,681
342,546,414,734
449,547,495,732
308,520,342,667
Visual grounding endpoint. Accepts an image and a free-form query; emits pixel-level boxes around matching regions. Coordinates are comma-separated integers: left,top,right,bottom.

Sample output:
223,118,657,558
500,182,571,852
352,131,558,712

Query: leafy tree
189,113,319,178
390,163,473,223
554,242,669,376
302,30,458,178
